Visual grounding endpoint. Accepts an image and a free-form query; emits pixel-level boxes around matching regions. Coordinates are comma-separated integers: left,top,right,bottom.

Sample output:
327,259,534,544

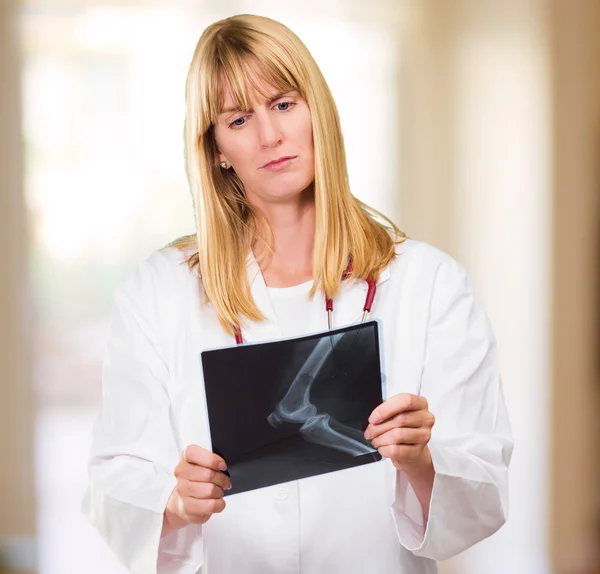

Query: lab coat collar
239,252,391,344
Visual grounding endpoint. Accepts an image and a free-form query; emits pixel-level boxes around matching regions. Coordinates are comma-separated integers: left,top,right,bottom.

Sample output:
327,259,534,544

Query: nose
257,112,282,149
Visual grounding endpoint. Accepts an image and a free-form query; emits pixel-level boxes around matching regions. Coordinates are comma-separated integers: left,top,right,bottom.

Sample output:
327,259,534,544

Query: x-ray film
200,321,383,496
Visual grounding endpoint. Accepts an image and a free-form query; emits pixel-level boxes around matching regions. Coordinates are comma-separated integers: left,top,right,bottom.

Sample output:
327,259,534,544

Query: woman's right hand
162,445,231,536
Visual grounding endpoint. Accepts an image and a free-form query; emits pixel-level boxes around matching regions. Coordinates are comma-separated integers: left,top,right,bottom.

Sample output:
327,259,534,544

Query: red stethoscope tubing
233,263,377,345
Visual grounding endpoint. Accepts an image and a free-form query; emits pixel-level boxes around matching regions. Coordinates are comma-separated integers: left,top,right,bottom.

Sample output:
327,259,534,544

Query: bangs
197,34,303,133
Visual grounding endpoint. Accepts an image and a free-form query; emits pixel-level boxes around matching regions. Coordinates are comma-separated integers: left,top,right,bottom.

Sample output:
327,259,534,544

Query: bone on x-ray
267,332,376,457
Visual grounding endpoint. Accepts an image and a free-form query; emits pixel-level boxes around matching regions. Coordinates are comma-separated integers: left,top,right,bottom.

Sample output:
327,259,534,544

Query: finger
364,410,432,440
377,443,422,462
369,427,431,449
368,394,428,424
175,464,232,490
183,497,227,523
183,445,227,471
179,480,226,500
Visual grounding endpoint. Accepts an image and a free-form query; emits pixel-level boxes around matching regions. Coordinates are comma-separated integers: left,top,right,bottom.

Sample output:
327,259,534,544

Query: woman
83,14,513,574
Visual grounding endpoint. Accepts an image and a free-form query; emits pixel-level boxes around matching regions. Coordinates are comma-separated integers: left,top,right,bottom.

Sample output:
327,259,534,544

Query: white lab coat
82,238,513,574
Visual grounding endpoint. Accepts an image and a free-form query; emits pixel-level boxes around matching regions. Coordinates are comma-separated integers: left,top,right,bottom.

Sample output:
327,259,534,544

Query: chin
266,176,314,200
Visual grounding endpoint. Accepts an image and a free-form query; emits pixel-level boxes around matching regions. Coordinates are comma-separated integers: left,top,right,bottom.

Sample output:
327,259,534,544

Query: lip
261,155,298,171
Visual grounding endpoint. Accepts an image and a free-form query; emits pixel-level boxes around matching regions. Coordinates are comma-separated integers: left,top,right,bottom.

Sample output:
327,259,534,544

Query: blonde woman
83,14,513,574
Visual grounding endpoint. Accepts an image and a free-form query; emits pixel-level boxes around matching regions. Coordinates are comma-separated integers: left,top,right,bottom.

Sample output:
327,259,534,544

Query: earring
220,162,228,169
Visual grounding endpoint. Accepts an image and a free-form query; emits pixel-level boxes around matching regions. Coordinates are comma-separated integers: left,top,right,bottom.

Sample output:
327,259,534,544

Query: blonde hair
170,14,406,336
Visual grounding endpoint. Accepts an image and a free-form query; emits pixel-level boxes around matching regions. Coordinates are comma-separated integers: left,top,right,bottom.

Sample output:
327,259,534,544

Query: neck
252,188,316,288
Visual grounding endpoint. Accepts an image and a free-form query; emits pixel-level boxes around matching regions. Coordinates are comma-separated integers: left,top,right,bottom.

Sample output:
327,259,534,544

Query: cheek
222,142,253,172
289,104,313,153
304,122,315,164
306,128,314,154
214,127,249,164
302,112,314,151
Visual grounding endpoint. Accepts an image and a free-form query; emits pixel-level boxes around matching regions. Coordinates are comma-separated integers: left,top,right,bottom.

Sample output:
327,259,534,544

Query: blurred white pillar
449,2,551,572
398,1,551,573
0,0,37,572
395,0,456,248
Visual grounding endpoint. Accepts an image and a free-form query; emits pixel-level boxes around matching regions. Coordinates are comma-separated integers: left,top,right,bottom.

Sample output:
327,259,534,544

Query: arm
401,447,435,519
366,395,436,519
389,256,514,560
81,261,204,574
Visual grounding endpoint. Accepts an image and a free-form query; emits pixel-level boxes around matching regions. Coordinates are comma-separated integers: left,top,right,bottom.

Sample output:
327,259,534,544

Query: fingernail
364,429,372,440
225,483,232,491
369,412,381,424
218,462,227,471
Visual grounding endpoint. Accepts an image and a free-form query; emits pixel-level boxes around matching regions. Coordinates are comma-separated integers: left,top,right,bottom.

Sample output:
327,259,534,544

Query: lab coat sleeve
81,261,204,574
391,255,514,560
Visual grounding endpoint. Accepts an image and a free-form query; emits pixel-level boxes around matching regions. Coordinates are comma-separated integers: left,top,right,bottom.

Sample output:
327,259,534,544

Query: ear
217,152,230,169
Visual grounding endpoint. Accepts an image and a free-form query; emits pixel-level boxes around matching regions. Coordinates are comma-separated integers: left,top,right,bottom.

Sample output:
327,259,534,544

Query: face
213,78,315,207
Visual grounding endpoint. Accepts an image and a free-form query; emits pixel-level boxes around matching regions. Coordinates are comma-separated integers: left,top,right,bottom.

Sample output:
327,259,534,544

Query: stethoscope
233,261,377,345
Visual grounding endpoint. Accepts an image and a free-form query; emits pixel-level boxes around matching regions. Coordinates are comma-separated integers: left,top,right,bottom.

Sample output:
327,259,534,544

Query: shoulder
391,237,466,279
392,238,490,331
387,237,477,310
107,244,201,342
114,243,199,307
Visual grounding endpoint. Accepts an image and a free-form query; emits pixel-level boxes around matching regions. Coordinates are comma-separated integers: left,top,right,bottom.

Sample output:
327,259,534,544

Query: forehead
220,75,277,109
216,58,296,115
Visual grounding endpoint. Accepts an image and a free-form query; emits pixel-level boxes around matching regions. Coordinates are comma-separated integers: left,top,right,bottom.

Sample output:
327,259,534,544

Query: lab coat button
275,486,289,500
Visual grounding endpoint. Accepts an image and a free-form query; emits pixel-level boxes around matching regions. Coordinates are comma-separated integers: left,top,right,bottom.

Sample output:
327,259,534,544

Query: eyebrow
219,90,297,116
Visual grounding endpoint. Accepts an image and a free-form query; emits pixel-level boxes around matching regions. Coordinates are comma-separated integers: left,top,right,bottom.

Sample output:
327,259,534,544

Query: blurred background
1,0,599,573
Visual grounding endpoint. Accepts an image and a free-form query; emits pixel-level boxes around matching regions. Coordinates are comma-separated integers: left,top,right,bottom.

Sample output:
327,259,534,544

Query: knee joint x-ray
267,334,376,457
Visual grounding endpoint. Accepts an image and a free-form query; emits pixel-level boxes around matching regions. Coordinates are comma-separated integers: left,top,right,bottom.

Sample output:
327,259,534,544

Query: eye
229,116,247,129
275,101,295,111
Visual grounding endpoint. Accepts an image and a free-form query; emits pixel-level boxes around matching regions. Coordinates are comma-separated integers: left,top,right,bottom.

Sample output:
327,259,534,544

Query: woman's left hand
364,393,435,473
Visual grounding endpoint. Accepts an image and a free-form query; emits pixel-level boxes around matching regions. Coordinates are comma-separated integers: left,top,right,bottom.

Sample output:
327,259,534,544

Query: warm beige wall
0,0,37,572
550,1,600,572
